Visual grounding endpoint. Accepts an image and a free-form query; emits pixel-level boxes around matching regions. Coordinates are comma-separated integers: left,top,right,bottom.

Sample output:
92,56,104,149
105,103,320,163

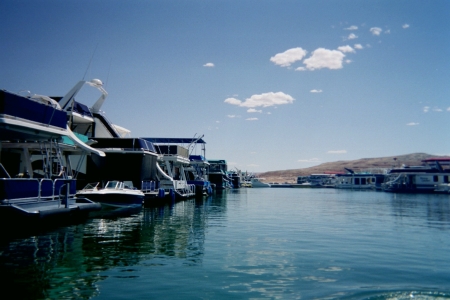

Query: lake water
1,188,450,299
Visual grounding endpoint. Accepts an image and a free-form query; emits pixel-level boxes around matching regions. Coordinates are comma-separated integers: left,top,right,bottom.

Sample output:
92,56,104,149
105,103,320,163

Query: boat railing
141,180,159,193
0,178,76,204
381,174,405,190
178,183,195,196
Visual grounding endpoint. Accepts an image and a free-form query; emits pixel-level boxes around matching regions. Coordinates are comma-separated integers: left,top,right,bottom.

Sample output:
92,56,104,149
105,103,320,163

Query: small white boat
241,181,252,187
251,178,271,188
77,181,144,208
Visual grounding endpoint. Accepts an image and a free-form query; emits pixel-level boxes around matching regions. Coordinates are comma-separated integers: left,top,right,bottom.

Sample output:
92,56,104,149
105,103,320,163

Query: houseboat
333,168,385,189
382,158,450,193
0,88,104,224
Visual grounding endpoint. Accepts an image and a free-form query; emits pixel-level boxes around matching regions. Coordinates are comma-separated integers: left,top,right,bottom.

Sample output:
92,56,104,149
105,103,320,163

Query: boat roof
422,157,450,162
142,137,206,144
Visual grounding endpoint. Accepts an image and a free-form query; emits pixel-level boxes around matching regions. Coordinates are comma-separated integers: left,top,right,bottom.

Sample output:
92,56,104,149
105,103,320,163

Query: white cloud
224,98,242,106
247,108,262,113
227,114,240,118
337,45,355,53
224,92,294,108
303,48,345,70
327,150,347,154
345,25,358,30
370,27,382,36
298,158,321,163
423,106,430,113
433,108,443,112
203,62,215,67
447,107,450,112
345,59,352,64
354,44,363,50
216,120,220,123
402,24,410,29
270,47,308,67
385,29,391,34
267,112,272,115
246,118,258,121
347,33,358,40
295,66,307,71
407,122,419,126
310,89,322,93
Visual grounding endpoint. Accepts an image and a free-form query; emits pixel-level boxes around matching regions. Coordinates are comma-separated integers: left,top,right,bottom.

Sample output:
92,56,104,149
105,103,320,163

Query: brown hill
258,153,446,183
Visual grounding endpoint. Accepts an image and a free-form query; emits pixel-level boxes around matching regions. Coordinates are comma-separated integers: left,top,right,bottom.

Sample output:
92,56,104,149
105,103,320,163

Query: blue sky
1,0,449,172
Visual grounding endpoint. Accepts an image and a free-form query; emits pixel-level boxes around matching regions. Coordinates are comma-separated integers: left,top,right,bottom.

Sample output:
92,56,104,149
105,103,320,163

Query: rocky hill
258,153,446,183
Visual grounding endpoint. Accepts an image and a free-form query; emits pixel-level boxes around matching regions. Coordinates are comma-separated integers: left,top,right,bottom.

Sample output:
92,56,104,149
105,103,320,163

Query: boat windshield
105,181,121,189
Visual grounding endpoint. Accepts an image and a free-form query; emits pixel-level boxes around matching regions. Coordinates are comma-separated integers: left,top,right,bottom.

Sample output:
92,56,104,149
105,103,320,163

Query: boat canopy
89,138,157,153
0,90,67,129
68,101,93,119
142,137,206,144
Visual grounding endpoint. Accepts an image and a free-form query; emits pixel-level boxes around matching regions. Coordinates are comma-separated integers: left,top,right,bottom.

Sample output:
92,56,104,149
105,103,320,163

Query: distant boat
77,181,144,208
207,159,233,189
382,158,450,193
270,182,292,188
251,178,271,188
241,181,252,188
333,168,385,189
308,174,336,187
291,182,314,188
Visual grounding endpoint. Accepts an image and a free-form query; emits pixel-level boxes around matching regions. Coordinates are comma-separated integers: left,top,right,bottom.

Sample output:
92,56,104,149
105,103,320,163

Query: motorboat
250,177,271,188
241,181,252,187
76,181,144,208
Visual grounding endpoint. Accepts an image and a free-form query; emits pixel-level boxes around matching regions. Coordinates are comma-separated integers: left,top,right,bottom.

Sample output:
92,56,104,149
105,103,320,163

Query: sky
1,0,449,172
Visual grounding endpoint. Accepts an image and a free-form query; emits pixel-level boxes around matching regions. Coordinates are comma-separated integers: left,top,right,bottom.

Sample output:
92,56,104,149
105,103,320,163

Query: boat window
106,181,118,189
433,176,438,182
361,178,366,185
355,178,360,185
445,176,450,184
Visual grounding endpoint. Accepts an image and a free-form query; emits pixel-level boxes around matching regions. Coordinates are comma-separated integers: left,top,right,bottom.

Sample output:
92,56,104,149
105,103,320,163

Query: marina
1,1,448,299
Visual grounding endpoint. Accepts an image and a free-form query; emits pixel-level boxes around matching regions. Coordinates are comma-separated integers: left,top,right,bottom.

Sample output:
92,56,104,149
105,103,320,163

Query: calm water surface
1,188,450,299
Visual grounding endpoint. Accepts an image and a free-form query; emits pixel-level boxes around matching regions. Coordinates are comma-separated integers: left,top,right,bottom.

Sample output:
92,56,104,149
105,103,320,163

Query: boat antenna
188,133,197,155
105,58,112,88
188,133,205,155
83,44,98,80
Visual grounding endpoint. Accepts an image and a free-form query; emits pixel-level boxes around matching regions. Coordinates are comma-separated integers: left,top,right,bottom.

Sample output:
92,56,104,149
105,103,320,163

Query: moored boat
251,177,271,188
76,180,144,208
333,168,385,189
382,158,450,193
0,87,105,224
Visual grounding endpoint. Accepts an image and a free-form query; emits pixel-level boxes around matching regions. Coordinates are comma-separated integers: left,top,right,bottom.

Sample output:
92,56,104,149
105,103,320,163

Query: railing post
65,179,70,208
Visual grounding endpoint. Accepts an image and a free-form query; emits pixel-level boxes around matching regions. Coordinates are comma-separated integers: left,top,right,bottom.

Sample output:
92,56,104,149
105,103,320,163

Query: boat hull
76,191,144,208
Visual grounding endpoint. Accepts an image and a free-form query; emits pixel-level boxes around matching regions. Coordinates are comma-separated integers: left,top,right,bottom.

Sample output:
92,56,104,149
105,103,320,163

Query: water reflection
0,194,221,299
3,189,450,299
389,193,450,229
